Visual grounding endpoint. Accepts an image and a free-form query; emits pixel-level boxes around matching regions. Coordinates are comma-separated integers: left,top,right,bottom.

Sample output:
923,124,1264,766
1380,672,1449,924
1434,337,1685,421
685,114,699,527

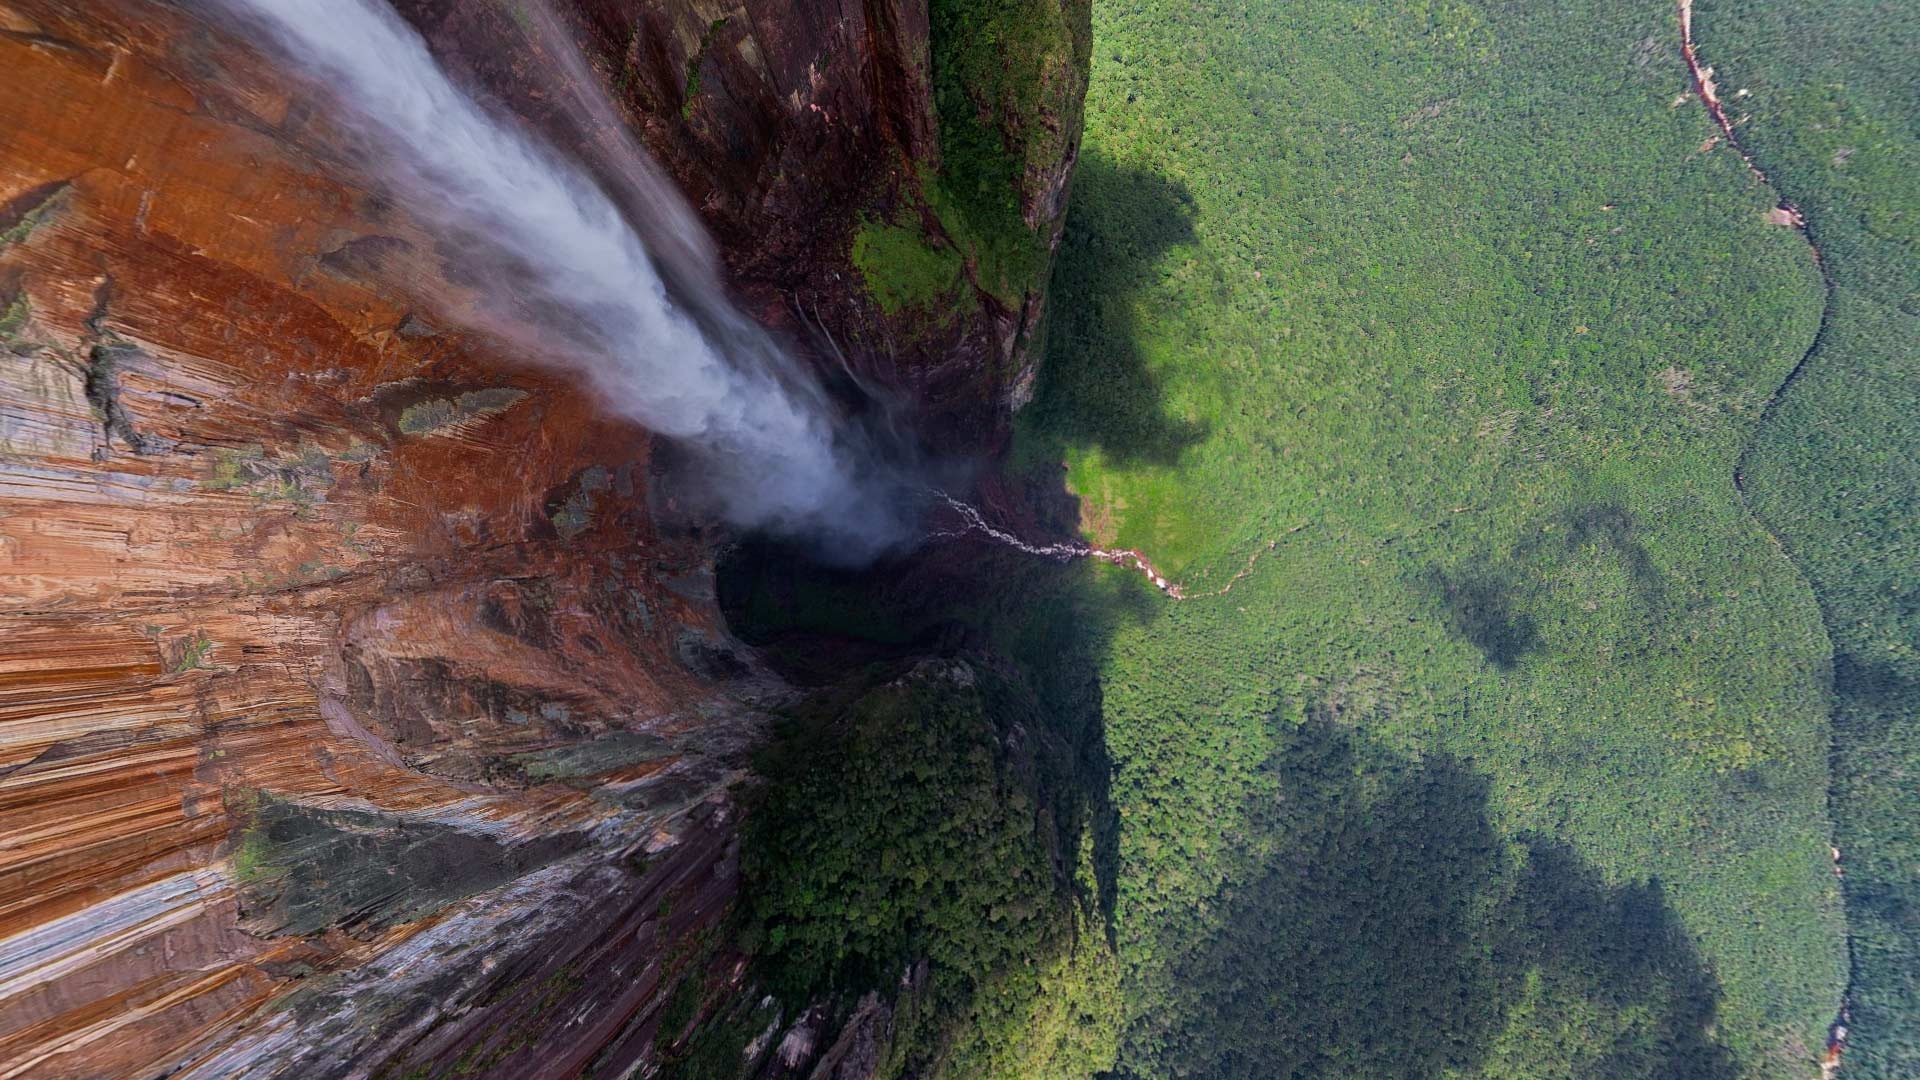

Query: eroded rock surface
0,0,1087,1075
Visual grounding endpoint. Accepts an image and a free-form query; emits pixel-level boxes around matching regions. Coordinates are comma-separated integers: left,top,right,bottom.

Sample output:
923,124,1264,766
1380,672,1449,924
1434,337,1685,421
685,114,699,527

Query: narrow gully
1676,2,1854,1074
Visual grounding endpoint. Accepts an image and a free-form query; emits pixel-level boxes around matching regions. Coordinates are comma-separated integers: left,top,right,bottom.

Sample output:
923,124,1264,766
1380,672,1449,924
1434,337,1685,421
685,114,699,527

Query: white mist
206,0,910,559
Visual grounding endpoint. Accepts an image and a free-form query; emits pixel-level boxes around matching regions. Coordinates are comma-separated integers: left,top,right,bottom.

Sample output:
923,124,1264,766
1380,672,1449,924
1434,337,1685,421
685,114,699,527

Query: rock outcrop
0,0,1087,1075
390,0,1087,445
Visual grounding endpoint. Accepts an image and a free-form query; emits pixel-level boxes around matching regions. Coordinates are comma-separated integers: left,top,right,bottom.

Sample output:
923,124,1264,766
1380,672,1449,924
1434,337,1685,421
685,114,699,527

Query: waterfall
204,0,912,561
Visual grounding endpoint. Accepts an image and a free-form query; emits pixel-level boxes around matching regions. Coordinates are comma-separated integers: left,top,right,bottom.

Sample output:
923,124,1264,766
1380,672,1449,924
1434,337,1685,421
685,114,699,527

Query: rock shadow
716,532,1145,941
1024,149,1209,467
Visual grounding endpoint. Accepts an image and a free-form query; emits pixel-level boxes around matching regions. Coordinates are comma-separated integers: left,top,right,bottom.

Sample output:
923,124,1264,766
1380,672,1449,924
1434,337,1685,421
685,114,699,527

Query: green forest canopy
688,0,1919,1076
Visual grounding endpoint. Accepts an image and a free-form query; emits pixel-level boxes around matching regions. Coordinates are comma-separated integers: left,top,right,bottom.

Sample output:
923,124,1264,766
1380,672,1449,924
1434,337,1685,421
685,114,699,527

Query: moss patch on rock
511,731,673,782
926,0,1091,305
231,796,585,936
852,219,966,315
396,388,527,436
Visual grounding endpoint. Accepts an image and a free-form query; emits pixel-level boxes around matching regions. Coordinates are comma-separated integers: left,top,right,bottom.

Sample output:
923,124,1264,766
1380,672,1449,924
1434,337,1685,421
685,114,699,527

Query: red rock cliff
0,0,1087,1075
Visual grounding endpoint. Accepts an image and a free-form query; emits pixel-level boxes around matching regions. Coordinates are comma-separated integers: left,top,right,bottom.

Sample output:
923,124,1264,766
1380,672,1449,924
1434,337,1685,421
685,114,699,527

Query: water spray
203,0,912,561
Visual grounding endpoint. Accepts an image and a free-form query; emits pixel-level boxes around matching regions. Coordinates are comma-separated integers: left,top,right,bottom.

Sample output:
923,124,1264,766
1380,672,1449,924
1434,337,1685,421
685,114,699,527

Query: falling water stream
205,0,911,559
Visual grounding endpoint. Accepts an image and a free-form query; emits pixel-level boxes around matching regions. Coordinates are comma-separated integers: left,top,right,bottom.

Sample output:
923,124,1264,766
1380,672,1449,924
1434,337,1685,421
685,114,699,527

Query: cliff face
0,0,1087,1076
390,0,1087,446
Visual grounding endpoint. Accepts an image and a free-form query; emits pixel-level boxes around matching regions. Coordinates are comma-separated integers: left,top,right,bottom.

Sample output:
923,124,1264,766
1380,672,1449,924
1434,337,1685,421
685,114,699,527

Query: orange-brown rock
0,2,761,1075
0,0,1086,1074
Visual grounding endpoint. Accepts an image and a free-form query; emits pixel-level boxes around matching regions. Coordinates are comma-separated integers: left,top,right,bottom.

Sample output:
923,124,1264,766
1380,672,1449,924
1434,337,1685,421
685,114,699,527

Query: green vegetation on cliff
740,664,1066,1006
669,654,1121,1080
1690,2,1920,1073
746,662,1120,1079
925,0,1091,304
852,219,967,316
848,0,1089,339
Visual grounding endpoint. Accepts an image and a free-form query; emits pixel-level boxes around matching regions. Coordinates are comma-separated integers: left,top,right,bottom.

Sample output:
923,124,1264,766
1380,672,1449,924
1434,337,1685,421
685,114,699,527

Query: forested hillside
1691,1,1920,1073
710,0,1898,1076
1015,0,1848,1074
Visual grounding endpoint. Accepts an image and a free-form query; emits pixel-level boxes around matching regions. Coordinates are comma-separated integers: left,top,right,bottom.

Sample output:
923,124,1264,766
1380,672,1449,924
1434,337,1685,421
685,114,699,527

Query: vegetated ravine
1678,0,1852,1072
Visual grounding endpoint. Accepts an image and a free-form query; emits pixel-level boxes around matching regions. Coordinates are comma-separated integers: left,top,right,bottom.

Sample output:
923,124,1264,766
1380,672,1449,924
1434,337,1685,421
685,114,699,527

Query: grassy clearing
1690,1,1920,1073
1007,0,1847,1074
851,219,967,316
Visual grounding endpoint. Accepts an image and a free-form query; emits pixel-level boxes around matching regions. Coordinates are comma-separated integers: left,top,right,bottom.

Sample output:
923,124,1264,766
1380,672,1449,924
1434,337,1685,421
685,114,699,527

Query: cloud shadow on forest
1132,716,1737,1079
1426,500,1668,671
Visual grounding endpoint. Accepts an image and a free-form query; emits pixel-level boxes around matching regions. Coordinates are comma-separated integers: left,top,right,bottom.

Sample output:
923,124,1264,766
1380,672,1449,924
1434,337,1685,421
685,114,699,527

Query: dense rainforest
1691,2,1920,1073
